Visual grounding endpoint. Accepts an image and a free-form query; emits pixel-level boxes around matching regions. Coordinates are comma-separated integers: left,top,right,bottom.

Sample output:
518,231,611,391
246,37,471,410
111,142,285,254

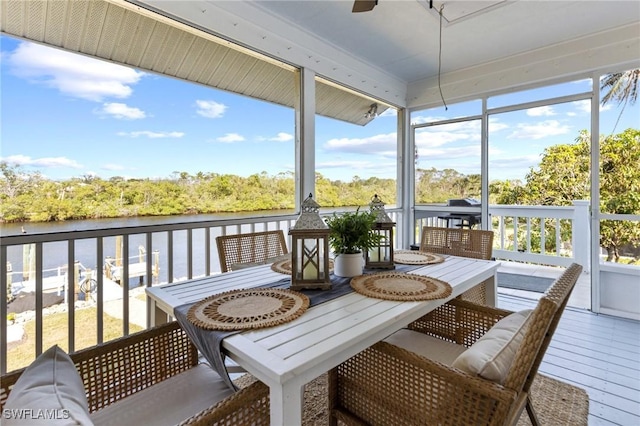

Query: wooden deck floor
498,293,640,425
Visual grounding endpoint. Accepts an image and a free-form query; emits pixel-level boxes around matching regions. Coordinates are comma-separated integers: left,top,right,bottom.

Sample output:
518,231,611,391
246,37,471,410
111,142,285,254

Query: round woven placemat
350,272,452,301
271,257,334,275
187,288,310,331
394,250,445,265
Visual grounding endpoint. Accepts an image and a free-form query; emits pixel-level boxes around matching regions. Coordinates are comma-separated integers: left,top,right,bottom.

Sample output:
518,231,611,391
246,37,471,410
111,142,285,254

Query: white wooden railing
414,200,591,271
2,200,604,373
0,208,404,374
490,200,590,270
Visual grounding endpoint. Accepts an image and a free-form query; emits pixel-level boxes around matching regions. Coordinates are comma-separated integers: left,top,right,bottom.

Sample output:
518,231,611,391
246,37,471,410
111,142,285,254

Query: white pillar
398,108,412,248
295,68,316,208
572,200,590,273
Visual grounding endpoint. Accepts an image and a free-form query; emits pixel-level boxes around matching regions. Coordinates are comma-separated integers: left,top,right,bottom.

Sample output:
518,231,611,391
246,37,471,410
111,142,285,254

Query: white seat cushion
384,329,467,365
4,345,92,426
452,309,532,384
90,364,234,426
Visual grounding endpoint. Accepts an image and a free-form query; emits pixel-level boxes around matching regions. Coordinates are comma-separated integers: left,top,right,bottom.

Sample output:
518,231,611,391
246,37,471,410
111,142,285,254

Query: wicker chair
1,322,270,426
329,263,583,426
420,226,495,305
216,230,288,273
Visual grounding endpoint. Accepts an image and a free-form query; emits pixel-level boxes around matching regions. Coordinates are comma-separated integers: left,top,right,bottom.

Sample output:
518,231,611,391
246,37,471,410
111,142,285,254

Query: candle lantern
289,193,331,290
365,194,395,269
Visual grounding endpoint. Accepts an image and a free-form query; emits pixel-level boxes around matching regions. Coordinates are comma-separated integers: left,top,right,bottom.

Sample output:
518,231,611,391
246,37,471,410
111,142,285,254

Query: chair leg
328,369,338,426
526,396,541,426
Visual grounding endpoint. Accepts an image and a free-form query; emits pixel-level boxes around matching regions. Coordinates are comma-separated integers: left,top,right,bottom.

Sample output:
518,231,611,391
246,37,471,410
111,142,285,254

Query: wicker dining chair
1,321,270,425
420,226,495,305
329,263,583,426
216,230,288,273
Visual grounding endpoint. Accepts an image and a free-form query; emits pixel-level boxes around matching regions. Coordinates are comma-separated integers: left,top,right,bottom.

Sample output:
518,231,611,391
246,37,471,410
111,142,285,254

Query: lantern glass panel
295,237,327,280
366,224,395,269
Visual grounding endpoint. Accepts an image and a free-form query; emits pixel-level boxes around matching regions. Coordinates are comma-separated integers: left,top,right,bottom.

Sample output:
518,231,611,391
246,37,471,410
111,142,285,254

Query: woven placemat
271,257,334,275
187,288,310,331
350,272,452,301
394,250,445,265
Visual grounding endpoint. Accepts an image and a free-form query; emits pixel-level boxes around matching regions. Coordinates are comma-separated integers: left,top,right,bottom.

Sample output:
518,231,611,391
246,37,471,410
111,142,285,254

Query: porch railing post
573,200,590,273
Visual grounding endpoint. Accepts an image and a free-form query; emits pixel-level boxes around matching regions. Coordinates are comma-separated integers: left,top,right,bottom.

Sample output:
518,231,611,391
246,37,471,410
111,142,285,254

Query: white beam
408,23,640,109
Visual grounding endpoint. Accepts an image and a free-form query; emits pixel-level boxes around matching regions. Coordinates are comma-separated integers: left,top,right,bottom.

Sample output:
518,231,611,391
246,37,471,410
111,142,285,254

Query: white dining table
146,255,499,426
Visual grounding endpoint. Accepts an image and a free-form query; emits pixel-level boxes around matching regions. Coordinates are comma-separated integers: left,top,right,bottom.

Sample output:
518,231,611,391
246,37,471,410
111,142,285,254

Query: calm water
2,211,295,287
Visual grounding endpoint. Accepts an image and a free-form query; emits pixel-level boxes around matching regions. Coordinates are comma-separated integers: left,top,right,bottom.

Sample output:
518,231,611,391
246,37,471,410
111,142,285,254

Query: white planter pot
334,252,364,277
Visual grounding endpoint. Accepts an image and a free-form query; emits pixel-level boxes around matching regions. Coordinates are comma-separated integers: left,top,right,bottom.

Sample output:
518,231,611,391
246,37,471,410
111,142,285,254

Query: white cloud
417,144,481,161
317,159,397,175
269,132,294,142
324,132,396,155
378,108,397,118
414,129,467,148
507,120,571,140
527,106,555,117
318,160,374,169
196,100,227,118
488,119,509,133
7,41,143,102
489,154,540,172
573,100,591,113
117,131,184,138
102,164,126,171
414,120,481,149
99,103,146,120
411,115,445,125
217,133,245,143
2,154,83,169
572,99,613,114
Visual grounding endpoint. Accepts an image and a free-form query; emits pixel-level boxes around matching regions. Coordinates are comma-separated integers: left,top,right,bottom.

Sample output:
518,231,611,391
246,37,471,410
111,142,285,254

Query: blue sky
1,35,638,183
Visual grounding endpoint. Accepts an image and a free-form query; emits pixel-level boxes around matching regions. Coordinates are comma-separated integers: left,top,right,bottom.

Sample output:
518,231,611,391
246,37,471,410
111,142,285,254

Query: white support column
481,98,490,231
590,74,600,313
398,108,413,248
572,200,591,273
295,68,316,209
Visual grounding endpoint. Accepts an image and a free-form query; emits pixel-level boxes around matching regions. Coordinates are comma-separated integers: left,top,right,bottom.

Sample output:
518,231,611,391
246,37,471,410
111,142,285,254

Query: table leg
147,298,169,327
486,271,497,307
270,381,303,426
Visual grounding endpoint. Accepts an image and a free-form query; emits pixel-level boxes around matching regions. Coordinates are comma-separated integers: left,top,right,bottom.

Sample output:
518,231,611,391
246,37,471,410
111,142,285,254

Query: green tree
512,129,640,262
489,179,525,205
601,69,639,106
0,162,45,222
416,167,480,203
597,128,640,261
600,68,639,133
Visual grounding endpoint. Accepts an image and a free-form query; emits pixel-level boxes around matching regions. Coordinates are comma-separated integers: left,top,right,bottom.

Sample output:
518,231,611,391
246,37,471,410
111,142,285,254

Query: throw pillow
3,345,93,425
452,309,532,384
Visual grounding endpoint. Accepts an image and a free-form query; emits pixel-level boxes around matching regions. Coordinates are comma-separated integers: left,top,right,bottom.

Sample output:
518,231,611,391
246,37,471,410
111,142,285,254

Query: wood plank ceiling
0,0,388,125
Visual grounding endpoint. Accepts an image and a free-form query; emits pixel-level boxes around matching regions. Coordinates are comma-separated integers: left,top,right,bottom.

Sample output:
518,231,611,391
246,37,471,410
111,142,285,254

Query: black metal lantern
289,194,331,290
365,194,395,269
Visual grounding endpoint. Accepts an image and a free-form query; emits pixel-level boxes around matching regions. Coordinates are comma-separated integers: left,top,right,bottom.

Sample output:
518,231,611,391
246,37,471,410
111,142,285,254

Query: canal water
2,211,294,288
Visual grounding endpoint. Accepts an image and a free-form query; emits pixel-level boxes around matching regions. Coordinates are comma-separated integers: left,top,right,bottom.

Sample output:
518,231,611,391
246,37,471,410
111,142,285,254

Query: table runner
174,264,424,391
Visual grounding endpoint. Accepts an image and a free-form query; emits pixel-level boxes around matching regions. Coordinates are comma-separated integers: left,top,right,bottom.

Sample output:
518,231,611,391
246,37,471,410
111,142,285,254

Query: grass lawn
7,307,144,372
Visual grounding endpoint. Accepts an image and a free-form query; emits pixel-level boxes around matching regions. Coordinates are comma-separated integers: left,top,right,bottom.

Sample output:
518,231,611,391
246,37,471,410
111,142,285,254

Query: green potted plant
325,208,382,277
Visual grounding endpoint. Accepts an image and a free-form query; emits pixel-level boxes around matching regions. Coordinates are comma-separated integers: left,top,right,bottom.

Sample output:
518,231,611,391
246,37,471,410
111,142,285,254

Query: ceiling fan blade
352,0,378,13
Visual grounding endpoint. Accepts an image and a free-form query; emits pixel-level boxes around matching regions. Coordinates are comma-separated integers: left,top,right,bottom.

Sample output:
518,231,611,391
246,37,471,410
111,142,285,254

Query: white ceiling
251,0,639,84
143,0,638,107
